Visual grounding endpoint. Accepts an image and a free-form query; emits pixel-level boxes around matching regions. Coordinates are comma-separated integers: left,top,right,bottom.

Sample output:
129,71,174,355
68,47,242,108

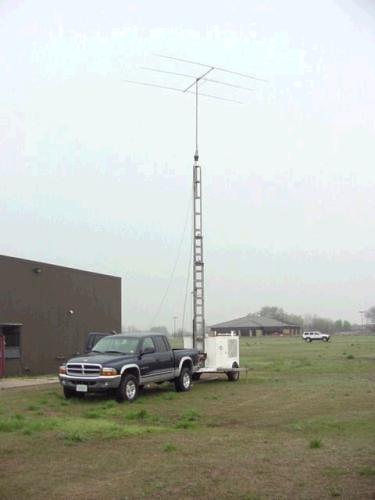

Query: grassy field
0,335,374,499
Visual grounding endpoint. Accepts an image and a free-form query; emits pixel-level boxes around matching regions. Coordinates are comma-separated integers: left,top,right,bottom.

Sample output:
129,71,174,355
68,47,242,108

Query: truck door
154,336,174,380
138,337,159,383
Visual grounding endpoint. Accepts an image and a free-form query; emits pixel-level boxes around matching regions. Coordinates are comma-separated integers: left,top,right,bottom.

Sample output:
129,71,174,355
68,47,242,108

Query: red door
0,335,5,377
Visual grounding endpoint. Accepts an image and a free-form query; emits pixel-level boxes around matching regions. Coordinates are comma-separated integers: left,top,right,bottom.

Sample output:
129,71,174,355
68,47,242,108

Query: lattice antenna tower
124,54,266,356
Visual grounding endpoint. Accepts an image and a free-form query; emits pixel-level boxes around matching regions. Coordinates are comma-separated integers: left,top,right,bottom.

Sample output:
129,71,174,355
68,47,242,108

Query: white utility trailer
184,331,246,381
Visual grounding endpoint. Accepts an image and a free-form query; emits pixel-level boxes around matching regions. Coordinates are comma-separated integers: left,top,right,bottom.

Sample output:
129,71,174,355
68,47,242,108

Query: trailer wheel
175,366,192,392
227,362,240,382
116,374,139,403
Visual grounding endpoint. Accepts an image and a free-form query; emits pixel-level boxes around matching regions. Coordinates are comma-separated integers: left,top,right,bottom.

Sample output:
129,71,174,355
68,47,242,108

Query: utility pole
359,310,365,330
173,316,178,337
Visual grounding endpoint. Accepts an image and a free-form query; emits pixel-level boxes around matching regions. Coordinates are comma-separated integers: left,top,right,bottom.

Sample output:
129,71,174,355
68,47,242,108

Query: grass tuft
174,409,201,429
14,413,26,421
58,417,163,442
63,431,85,443
181,409,200,422
0,416,57,434
99,401,117,410
329,487,341,497
162,392,177,401
291,423,303,431
26,405,40,412
125,409,149,420
0,417,25,432
358,466,375,477
346,354,354,359
309,439,322,449
175,420,196,430
83,410,102,419
163,442,177,452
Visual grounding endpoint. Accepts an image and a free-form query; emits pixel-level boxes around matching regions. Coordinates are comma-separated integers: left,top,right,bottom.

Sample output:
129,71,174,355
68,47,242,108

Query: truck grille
66,363,101,377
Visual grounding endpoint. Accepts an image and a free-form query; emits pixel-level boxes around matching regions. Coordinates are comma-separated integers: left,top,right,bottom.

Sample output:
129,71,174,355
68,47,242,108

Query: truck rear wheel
175,366,192,392
116,374,139,403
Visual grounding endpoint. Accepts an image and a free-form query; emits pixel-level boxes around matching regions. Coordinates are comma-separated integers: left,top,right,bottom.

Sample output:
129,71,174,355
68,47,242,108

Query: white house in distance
210,314,301,337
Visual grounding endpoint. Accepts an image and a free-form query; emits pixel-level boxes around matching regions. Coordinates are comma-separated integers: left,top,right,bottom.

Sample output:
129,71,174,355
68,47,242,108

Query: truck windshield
93,337,139,355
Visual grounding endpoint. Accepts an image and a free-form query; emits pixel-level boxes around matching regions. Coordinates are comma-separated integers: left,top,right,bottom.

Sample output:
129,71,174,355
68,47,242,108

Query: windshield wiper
104,350,126,354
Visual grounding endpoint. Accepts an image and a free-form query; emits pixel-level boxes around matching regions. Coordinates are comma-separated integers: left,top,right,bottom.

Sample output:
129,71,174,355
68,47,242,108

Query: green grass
0,335,374,499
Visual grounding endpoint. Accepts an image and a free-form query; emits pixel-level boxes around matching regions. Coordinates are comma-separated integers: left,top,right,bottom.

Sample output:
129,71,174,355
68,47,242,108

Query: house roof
210,315,299,329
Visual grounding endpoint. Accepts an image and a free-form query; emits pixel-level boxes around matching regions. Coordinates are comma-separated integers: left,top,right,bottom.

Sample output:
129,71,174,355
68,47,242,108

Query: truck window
142,337,155,352
162,336,171,351
154,336,169,352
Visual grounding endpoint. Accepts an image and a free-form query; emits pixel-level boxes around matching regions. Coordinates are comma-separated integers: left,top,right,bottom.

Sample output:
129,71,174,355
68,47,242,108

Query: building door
0,324,23,375
1,325,22,359
0,335,5,377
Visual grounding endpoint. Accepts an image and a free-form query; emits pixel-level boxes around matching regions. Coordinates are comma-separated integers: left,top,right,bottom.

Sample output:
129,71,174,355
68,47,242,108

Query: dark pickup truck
59,332,200,402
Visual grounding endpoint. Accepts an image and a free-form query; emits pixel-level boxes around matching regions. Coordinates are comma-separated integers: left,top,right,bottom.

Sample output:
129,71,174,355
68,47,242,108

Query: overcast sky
1,0,374,330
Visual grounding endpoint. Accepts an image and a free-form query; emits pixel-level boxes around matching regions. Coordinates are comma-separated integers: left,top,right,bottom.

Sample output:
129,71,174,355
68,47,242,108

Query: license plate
76,384,88,393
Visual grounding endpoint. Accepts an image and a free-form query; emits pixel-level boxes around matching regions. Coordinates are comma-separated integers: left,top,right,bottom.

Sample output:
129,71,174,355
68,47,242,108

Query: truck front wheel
175,366,192,392
63,387,75,399
116,374,139,403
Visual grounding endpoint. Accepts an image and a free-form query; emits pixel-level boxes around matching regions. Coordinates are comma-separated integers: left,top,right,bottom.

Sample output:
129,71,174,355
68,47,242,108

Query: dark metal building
0,255,121,376
210,314,301,337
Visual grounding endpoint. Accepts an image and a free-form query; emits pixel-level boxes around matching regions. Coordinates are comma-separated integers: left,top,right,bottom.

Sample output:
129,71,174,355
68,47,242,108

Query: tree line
124,305,375,335
254,306,361,333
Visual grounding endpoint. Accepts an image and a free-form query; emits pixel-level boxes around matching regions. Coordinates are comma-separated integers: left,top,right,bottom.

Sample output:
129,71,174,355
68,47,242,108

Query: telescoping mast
125,54,266,376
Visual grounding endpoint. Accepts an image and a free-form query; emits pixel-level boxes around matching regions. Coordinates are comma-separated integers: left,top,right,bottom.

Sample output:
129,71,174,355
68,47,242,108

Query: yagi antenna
140,66,256,92
124,54,266,355
124,54,267,155
122,79,243,104
153,53,268,82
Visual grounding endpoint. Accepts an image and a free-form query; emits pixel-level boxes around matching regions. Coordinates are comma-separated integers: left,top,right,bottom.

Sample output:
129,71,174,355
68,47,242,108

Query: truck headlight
101,367,118,376
59,365,66,375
